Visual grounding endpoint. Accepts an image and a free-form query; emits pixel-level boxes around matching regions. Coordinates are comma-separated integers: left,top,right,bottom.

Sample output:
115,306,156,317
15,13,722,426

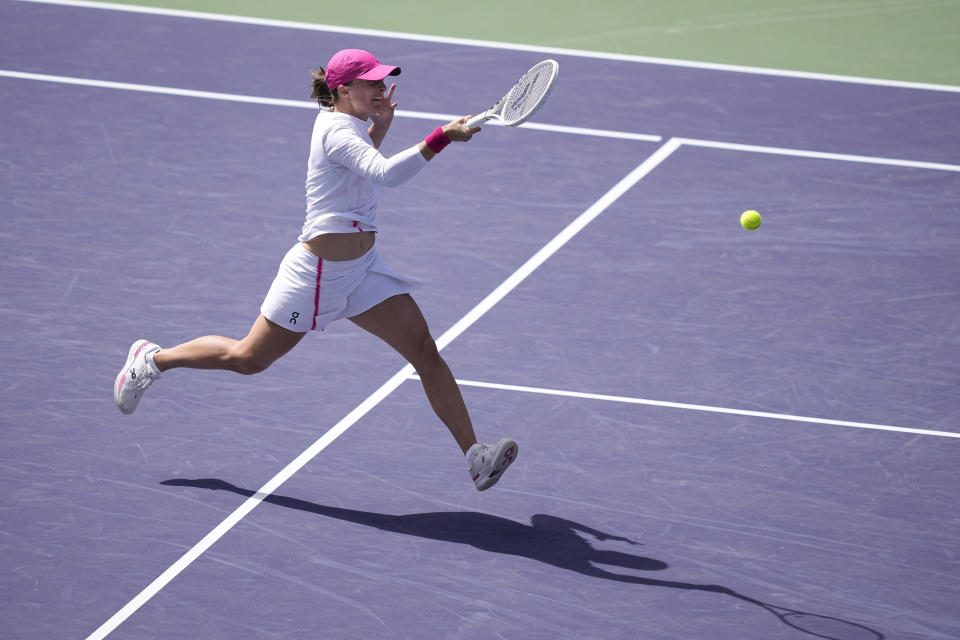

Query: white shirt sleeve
324,123,428,188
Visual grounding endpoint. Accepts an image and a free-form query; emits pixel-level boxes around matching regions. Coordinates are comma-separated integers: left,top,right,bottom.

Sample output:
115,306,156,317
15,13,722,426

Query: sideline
82,139,684,640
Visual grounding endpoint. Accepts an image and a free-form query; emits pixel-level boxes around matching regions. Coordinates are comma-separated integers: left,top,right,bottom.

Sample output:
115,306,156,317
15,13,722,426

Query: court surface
2,1,959,639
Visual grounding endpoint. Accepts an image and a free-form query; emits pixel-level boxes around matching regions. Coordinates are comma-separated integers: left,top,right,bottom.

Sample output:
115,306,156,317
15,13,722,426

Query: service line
408,376,960,440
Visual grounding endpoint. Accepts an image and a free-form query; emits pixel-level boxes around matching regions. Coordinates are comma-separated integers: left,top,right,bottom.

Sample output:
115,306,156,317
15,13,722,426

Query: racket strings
501,64,554,125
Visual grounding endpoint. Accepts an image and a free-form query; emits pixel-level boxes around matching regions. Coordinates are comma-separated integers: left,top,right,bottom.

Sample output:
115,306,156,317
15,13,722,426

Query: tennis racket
465,59,559,129
737,593,882,639
692,585,883,640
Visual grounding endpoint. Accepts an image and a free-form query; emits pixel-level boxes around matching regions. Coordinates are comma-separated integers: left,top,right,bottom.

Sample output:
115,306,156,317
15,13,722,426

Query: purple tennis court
2,2,959,639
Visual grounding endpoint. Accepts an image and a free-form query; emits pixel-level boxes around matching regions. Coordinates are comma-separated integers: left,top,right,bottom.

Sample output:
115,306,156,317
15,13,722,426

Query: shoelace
471,446,491,471
132,362,156,391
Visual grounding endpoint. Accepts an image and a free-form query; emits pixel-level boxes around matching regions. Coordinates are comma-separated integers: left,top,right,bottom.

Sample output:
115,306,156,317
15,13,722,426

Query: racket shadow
162,478,884,639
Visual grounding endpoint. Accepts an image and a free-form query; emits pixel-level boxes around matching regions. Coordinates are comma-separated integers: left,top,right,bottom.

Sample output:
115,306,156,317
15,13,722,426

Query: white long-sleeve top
299,111,428,241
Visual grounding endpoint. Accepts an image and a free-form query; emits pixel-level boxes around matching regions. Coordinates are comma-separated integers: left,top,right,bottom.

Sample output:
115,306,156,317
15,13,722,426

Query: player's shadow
162,478,884,639
161,477,665,579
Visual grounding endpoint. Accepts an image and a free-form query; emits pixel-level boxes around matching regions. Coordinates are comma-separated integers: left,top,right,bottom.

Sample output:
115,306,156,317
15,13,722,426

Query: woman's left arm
368,83,398,149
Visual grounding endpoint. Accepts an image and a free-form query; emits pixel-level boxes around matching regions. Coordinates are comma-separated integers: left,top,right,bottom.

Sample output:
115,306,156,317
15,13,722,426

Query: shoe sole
475,438,518,491
114,339,152,415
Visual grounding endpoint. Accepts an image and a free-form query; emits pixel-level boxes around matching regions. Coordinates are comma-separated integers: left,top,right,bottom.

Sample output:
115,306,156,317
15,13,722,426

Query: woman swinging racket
114,49,517,491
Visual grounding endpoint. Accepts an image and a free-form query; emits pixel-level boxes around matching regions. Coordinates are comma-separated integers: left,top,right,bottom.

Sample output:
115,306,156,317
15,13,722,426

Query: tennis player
114,49,517,491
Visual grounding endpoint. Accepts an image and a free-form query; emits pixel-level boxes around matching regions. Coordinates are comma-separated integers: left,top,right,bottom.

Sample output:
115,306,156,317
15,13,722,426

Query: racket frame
466,59,559,129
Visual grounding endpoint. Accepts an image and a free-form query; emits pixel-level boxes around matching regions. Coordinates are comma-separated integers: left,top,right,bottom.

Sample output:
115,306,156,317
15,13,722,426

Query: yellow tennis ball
740,209,762,230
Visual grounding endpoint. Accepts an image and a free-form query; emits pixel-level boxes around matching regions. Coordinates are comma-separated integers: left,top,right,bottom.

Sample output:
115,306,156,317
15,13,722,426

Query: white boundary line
0,70,662,142
4,70,959,171
435,137,683,353
409,376,960,440
82,139,682,640
17,0,960,94
0,70,311,107
677,138,960,173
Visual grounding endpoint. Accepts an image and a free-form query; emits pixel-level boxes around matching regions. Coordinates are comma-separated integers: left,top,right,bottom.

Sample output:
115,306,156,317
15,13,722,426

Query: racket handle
466,113,492,129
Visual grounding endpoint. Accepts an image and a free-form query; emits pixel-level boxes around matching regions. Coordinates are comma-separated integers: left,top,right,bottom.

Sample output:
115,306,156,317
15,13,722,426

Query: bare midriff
302,231,376,261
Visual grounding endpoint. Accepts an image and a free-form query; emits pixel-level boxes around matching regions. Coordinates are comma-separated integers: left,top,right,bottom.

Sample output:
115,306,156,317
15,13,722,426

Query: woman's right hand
443,116,481,142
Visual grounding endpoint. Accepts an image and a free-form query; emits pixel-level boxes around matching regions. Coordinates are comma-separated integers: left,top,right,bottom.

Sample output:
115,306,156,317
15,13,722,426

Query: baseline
17,0,960,93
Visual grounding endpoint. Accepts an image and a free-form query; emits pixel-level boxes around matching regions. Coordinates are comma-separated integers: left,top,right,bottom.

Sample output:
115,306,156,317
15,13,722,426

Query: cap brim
356,64,401,81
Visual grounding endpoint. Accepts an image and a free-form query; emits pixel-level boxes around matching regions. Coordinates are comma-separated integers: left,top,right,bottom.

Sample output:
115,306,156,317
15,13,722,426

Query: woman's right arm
416,117,479,162
326,118,480,187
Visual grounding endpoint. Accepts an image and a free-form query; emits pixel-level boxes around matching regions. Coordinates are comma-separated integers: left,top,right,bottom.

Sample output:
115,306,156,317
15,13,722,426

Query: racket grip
466,113,492,129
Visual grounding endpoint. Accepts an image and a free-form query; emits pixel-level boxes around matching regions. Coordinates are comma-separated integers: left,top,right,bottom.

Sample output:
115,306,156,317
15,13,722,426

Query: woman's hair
310,67,349,109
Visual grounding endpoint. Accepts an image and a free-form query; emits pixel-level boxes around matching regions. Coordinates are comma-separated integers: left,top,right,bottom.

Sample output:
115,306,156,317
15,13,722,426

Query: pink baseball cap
325,49,401,91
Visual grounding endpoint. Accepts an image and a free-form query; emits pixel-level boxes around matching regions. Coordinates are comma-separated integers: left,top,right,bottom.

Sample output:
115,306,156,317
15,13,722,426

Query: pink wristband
425,126,451,153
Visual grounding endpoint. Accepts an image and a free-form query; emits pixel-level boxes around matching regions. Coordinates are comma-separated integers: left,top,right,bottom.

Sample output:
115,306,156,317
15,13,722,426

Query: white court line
0,70,661,142
434,138,683,353
17,0,960,94
0,70,311,107
409,376,960,440
6,69,960,171
82,139,682,640
677,137,960,173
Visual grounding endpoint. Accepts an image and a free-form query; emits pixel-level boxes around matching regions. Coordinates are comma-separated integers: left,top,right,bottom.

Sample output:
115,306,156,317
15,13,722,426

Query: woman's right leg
115,315,303,414
154,314,305,375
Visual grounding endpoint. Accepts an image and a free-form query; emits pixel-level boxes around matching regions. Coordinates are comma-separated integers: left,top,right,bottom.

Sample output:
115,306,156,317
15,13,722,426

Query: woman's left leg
349,294,477,454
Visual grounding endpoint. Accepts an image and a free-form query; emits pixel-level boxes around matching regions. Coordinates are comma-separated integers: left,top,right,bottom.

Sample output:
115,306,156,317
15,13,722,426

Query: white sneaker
114,339,161,414
468,438,518,491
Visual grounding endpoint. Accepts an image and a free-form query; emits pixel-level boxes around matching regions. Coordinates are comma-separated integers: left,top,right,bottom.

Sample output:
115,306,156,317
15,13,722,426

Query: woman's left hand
370,83,398,130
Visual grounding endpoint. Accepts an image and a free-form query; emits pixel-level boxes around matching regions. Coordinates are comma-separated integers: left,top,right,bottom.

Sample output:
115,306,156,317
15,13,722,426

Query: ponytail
310,67,336,109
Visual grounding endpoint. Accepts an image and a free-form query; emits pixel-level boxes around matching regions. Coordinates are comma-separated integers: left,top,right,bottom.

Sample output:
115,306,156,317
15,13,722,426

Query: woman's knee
226,316,303,375
409,332,443,372
226,346,274,375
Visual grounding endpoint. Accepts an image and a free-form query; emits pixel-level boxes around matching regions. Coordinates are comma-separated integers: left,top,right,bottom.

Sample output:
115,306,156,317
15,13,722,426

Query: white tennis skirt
260,244,422,332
